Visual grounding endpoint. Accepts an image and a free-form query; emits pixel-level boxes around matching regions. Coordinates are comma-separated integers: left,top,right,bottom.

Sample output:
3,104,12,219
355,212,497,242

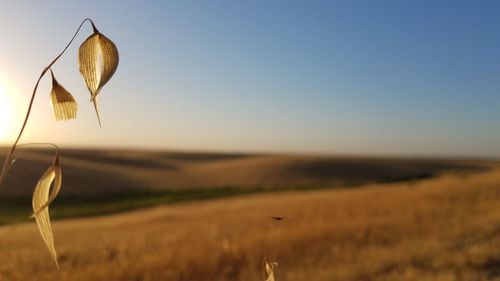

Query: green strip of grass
0,171,441,225
0,187,263,225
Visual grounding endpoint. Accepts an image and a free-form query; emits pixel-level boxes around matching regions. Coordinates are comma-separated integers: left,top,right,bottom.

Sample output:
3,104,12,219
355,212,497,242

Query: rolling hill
0,160,496,280
0,148,487,198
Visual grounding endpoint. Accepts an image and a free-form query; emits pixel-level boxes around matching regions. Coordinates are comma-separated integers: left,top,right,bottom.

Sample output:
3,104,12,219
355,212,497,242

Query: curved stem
10,143,60,168
16,142,60,158
0,18,95,188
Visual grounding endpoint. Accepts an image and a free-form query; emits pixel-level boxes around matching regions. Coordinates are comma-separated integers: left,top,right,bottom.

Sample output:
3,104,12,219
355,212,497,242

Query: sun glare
0,85,12,141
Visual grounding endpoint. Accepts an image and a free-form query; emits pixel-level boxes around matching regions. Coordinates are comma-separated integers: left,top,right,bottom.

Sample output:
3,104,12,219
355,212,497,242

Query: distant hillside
0,157,498,281
0,148,488,198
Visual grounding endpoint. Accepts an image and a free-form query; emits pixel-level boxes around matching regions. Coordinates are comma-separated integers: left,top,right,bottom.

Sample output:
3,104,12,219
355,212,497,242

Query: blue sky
0,1,499,157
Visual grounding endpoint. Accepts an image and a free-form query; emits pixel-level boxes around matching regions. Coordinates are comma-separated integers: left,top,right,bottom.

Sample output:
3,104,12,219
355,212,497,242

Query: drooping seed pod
78,23,119,127
31,152,62,269
49,70,78,121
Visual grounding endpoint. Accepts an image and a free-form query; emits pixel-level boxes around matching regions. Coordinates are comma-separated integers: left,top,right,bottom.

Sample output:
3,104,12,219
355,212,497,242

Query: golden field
0,150,497,281
0,148,481,197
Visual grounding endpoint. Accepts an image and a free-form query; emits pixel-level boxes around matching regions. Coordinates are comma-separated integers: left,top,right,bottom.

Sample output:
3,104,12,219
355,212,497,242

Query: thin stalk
0,18,95,188
15,143,60,165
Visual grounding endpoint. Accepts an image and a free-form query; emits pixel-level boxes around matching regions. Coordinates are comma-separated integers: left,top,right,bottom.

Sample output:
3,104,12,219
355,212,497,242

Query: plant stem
0,18,95,188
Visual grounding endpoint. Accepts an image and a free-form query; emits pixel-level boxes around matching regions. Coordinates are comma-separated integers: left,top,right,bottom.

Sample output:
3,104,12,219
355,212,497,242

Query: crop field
0,149,497,280
0,149,485,223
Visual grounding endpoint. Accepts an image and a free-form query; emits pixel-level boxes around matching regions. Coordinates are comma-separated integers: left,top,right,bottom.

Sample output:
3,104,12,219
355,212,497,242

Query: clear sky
0,1,499,157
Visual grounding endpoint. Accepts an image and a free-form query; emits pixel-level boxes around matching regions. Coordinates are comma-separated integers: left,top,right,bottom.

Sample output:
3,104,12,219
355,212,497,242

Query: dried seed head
31,151,62,269
50,71,78,121
265,260,278,281
78,26,119,126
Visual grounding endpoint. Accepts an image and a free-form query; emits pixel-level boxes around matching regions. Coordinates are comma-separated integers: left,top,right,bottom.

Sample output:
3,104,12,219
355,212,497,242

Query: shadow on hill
0,148,490,200
0,148,493,224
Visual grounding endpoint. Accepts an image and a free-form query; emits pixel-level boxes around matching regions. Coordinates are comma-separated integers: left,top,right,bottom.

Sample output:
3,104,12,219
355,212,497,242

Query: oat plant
0,18,119,268
262,216,284,281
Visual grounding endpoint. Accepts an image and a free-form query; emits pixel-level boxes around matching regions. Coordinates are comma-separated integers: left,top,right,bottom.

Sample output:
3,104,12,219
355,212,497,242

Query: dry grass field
0,150,497,281
0,149,485,223
0,148,482,197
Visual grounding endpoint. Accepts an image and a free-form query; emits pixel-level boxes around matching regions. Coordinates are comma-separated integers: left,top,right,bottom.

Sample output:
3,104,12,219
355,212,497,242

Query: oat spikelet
31,153,62,269
49,71,77,121
265,260,278,281
78,24,119,127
